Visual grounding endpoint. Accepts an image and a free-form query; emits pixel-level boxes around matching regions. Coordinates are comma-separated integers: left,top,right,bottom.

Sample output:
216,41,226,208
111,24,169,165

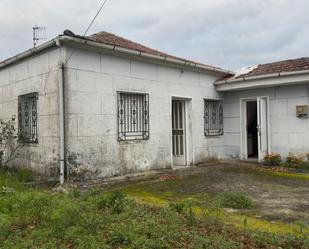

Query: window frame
117,91,150,141
18,92,39,144
204,98,224,137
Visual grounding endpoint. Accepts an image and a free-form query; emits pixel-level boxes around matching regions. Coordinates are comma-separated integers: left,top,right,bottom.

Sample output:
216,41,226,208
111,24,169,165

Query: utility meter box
296,105,309,118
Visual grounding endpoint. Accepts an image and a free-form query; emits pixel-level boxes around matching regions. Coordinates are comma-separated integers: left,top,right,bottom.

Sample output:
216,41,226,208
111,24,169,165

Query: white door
257,97,269,161
172,100,186,166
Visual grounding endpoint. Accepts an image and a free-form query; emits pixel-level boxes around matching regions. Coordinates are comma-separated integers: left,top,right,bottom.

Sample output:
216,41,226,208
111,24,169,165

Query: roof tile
86,31,221,70
238,57,309,78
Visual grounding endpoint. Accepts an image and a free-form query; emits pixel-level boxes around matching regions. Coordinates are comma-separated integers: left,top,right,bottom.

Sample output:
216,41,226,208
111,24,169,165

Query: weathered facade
1,31,309,180
0,47,65,176
0,32,230,179
223,84,309,159
64,47,227,179
217,59,309,161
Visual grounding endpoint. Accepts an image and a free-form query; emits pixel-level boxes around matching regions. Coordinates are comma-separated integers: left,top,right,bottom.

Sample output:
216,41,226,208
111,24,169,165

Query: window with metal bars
18,92,38,143
117,91,149,141
204,99,223,136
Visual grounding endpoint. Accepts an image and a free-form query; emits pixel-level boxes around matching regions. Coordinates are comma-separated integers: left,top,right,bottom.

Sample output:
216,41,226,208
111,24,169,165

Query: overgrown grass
0,170,309,248
217,191,253,209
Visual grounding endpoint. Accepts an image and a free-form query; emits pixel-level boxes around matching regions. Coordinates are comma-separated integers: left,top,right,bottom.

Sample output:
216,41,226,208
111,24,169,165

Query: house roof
218,57,309,82
0,30,232,76
88,31,183,61
238,57,309,78
85,31,231,74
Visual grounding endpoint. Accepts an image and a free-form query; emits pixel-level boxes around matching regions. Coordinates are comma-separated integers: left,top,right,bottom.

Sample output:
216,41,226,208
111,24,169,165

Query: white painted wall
223,84,309,159
3,44,308,179
65,47,225,179
0,48,63,176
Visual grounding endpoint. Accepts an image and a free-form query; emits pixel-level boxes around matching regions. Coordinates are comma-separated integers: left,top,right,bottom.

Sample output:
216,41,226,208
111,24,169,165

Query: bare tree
0,116,24,168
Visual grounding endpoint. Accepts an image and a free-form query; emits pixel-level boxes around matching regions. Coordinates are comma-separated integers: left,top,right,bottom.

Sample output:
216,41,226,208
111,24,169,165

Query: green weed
217,191,253,209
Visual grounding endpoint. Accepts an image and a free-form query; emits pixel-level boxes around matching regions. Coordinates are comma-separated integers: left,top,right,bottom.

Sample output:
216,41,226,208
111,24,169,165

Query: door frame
240,96,271,161
170,96,192,167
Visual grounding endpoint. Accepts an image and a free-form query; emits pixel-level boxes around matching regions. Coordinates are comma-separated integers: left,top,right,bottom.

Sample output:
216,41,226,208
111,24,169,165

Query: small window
117,91,149,141
18,92,38,143
204,99,223,136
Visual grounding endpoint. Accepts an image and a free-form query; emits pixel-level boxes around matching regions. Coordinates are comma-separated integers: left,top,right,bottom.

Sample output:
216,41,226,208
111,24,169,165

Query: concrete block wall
0,48,62,176
65,48,225,179
223,84,309,158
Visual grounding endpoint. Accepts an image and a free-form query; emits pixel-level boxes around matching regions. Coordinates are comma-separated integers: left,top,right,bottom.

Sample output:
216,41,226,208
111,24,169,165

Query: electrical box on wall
296,105,309,118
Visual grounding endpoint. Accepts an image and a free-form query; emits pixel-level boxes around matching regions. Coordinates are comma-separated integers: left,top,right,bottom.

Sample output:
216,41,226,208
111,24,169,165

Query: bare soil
113,161,309,225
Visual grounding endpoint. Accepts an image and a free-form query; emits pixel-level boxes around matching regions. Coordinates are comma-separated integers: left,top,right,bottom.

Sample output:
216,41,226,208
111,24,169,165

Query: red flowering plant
285,154,304,168
263,153,281,166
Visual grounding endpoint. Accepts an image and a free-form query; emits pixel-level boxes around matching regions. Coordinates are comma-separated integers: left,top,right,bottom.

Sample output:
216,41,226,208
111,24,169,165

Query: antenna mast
33,25,47,47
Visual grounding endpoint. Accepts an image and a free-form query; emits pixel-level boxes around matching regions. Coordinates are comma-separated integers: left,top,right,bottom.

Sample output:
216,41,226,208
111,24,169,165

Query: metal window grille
18,92,38,143
117,91,149,141
204,99,223,136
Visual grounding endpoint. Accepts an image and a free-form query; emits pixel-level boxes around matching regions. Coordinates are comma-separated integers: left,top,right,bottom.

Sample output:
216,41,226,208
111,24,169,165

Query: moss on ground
120,187,303,235
1,168,309,248
111,163,309,235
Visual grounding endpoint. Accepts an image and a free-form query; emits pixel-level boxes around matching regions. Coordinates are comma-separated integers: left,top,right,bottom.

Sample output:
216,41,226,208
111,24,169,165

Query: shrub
15,169,34,182
169,202,185,213
107,231,131,246
0,117,24,168
263,153,281,166
96,191,126,214
183,198,200,224
285,154,304,168
217,192,253,209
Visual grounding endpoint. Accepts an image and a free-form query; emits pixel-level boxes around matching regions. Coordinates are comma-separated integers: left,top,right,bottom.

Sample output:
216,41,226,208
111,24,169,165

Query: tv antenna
33,25,47,47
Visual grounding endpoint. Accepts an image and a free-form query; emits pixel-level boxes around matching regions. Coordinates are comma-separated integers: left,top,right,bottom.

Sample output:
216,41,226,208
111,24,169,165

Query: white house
0,30,309,181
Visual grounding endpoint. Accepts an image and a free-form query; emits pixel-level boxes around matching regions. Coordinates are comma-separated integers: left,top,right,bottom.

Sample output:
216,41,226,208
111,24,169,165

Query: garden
1,161,309,249
1,118,309,248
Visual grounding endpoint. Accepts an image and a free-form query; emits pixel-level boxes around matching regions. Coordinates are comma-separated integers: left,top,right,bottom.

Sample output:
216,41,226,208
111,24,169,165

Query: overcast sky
0,0,308,70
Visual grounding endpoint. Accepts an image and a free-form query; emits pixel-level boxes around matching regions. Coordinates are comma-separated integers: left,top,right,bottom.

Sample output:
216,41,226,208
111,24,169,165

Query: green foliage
0,171,308,249
285,154,305,168
217,191,253,209
264,152,282,166
15,168,34,182
96,190,126,214
107,231,131,246
183,197,199,224
169,201,185,213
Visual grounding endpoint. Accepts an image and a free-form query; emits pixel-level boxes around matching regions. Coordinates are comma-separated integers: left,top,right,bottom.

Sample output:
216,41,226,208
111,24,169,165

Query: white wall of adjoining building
223,84,309,159
64,47,225,179
0,48,63,176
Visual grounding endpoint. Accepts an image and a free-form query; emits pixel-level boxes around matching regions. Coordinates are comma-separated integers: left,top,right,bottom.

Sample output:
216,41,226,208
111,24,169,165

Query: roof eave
0,38,59,70
59,35,233,76
215,70,309,91
216,69,309,85
0,35,233,76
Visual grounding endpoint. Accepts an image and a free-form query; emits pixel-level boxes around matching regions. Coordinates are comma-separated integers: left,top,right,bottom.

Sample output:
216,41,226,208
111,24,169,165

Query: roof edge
0,34,233,76
215,69,309,85
59,35,233,75
0,38,59,70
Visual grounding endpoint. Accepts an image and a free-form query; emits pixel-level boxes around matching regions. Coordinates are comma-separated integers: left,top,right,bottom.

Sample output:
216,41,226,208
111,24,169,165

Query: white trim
216,73,309,92
216,69,309,84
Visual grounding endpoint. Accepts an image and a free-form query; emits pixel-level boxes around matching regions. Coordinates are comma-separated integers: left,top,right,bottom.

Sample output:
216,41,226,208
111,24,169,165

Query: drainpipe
58,62,65,184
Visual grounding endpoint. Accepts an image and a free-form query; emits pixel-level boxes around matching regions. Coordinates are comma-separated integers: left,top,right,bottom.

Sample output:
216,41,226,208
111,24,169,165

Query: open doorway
240,97,270,161
246,101,258,158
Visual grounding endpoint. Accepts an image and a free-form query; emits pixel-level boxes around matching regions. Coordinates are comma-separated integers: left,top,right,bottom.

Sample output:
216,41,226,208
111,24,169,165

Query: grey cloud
0,0,308,70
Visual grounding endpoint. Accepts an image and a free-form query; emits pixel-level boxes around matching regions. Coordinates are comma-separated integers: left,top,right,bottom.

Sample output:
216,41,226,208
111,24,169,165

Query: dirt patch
110,162,309,225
